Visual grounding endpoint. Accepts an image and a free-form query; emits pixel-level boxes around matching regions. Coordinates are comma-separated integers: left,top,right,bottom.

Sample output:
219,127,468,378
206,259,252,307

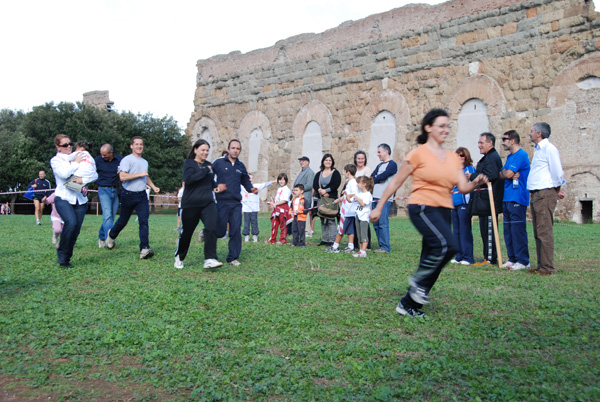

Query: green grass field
1,214,598,401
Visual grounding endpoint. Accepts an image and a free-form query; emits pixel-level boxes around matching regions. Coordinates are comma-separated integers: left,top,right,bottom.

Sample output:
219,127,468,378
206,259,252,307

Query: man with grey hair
527,122,565,275
370,143,397,253
470,132,504,266
95,143,123,248
293,156,315,236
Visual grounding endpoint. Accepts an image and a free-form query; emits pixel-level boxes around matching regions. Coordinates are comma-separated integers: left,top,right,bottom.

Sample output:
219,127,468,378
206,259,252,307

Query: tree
2,103,189,203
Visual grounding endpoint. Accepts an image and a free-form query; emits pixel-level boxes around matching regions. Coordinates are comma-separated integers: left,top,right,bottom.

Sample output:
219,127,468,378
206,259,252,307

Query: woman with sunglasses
450,147,476,266
50,134,98,267
371,109,488,318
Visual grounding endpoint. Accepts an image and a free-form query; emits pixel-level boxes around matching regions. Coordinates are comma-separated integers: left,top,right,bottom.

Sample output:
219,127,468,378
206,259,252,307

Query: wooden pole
487,182,503,267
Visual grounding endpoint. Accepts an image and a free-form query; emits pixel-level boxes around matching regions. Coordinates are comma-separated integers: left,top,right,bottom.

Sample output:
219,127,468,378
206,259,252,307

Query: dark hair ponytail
417,109,449,144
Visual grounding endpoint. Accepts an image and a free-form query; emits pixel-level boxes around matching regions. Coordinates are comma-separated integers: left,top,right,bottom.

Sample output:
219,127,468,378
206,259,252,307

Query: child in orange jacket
291,184,307,247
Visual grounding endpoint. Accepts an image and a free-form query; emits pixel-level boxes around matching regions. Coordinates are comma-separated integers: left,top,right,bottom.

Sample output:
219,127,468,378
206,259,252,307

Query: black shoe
317,241,327,246
58,262,73,268
396,300,425,318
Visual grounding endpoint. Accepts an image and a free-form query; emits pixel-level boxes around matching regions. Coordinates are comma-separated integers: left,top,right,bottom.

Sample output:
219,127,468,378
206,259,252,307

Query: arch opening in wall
302,121,323,173
200,128,214,162
368,111,396,172
457,98,489,164
248,129,263,173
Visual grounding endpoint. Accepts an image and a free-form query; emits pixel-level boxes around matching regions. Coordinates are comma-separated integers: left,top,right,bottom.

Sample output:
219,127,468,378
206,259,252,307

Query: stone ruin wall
187,0,600,222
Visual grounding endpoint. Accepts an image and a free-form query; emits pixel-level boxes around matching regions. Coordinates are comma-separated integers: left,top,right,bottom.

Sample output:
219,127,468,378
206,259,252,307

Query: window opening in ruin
577,77,600,90
457,98,489,164
201,128,213,162
302,121,323,173
368,111,396,172
580,200,593,223
248,129,263,173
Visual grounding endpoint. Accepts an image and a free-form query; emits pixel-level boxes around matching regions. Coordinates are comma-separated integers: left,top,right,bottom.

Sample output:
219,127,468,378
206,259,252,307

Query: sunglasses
59,143,74,148
458,154,465,157
502,137,510,141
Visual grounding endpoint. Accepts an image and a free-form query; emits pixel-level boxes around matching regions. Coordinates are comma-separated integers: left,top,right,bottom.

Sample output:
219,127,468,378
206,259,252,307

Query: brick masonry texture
188,0,600,223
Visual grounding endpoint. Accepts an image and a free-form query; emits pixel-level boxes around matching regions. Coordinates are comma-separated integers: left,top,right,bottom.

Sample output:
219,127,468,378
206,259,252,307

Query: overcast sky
1,0,445,130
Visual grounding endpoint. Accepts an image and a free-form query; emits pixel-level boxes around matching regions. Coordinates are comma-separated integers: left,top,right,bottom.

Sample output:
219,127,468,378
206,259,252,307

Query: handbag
23,187,35,200
317,197,339,219
23,179,36,200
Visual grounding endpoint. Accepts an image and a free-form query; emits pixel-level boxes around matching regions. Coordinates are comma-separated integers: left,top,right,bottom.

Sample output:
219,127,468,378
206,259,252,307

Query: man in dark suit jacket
469,133,504,266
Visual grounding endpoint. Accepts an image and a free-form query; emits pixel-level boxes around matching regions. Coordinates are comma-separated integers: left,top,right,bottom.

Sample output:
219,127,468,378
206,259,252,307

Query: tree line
0,102,190,206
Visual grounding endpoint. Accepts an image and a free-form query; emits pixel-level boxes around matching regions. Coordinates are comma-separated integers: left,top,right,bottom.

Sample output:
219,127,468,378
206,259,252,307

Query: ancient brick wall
187,0,600,222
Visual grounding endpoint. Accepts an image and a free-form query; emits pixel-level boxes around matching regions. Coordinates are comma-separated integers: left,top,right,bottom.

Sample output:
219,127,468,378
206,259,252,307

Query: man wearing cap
294,156,315,236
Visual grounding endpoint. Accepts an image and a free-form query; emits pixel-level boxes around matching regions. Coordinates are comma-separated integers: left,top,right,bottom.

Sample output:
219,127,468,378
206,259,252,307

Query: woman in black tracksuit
174,139,222,269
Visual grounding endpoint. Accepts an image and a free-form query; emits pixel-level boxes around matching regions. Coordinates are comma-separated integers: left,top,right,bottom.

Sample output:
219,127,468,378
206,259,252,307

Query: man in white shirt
526,122,565,275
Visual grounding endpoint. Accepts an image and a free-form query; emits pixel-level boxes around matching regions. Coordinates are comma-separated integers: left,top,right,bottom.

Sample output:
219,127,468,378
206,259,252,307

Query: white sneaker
502,261,516,269
228,259,241,266
509,262,530,271
98,239,105,248
352,252,367,258
174,255,184,269
52,233,58,245
244,235,250,242
198,230,205,243
140,248,154,259
450,259,459,264
460,260,471,266
105,230,116,249
204,259,224,269
36,219,41,225
252,235,258,243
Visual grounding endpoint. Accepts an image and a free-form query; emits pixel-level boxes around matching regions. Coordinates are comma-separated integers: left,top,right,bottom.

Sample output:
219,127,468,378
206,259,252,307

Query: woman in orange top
371,109,488,318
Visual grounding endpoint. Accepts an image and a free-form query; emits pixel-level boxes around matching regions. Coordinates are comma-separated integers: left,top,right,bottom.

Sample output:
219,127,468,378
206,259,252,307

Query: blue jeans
451,204,474,263
109,189,150,251
98,187,119,241
54,197,87,265
402,205,458,309
372,200,392,252
503,201,529,265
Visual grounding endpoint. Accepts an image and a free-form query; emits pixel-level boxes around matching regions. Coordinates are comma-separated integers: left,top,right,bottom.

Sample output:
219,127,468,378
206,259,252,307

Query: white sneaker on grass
98,239,105,248
450,259,459,264
204,259,224,269
460,260,471,266
244,235,250,242
174,255,184,269
509,262,530,270
140,248,154,259
105,230,116,249
502,260,516,269
252,235,258,243
228,260,241,266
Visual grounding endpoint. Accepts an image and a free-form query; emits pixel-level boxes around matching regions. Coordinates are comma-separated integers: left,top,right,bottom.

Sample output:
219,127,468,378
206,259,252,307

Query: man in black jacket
469,133,504,266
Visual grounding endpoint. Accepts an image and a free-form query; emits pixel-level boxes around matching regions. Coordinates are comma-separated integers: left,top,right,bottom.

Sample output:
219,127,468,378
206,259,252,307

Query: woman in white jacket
50,134,98,267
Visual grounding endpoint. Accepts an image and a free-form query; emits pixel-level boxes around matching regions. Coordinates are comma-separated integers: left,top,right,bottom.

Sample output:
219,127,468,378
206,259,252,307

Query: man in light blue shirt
526,123,565,275
105,137,160,259
499,130,530,271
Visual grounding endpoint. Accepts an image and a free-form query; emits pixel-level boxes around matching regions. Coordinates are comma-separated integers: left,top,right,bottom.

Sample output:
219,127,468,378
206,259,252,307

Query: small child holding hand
352,176,374,258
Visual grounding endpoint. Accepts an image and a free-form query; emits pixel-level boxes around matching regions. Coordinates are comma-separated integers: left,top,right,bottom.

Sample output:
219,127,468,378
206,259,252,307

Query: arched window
368,111,396,171
302,121,323,173
201,128,213,162
457,99,489,164
248,129,263,173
